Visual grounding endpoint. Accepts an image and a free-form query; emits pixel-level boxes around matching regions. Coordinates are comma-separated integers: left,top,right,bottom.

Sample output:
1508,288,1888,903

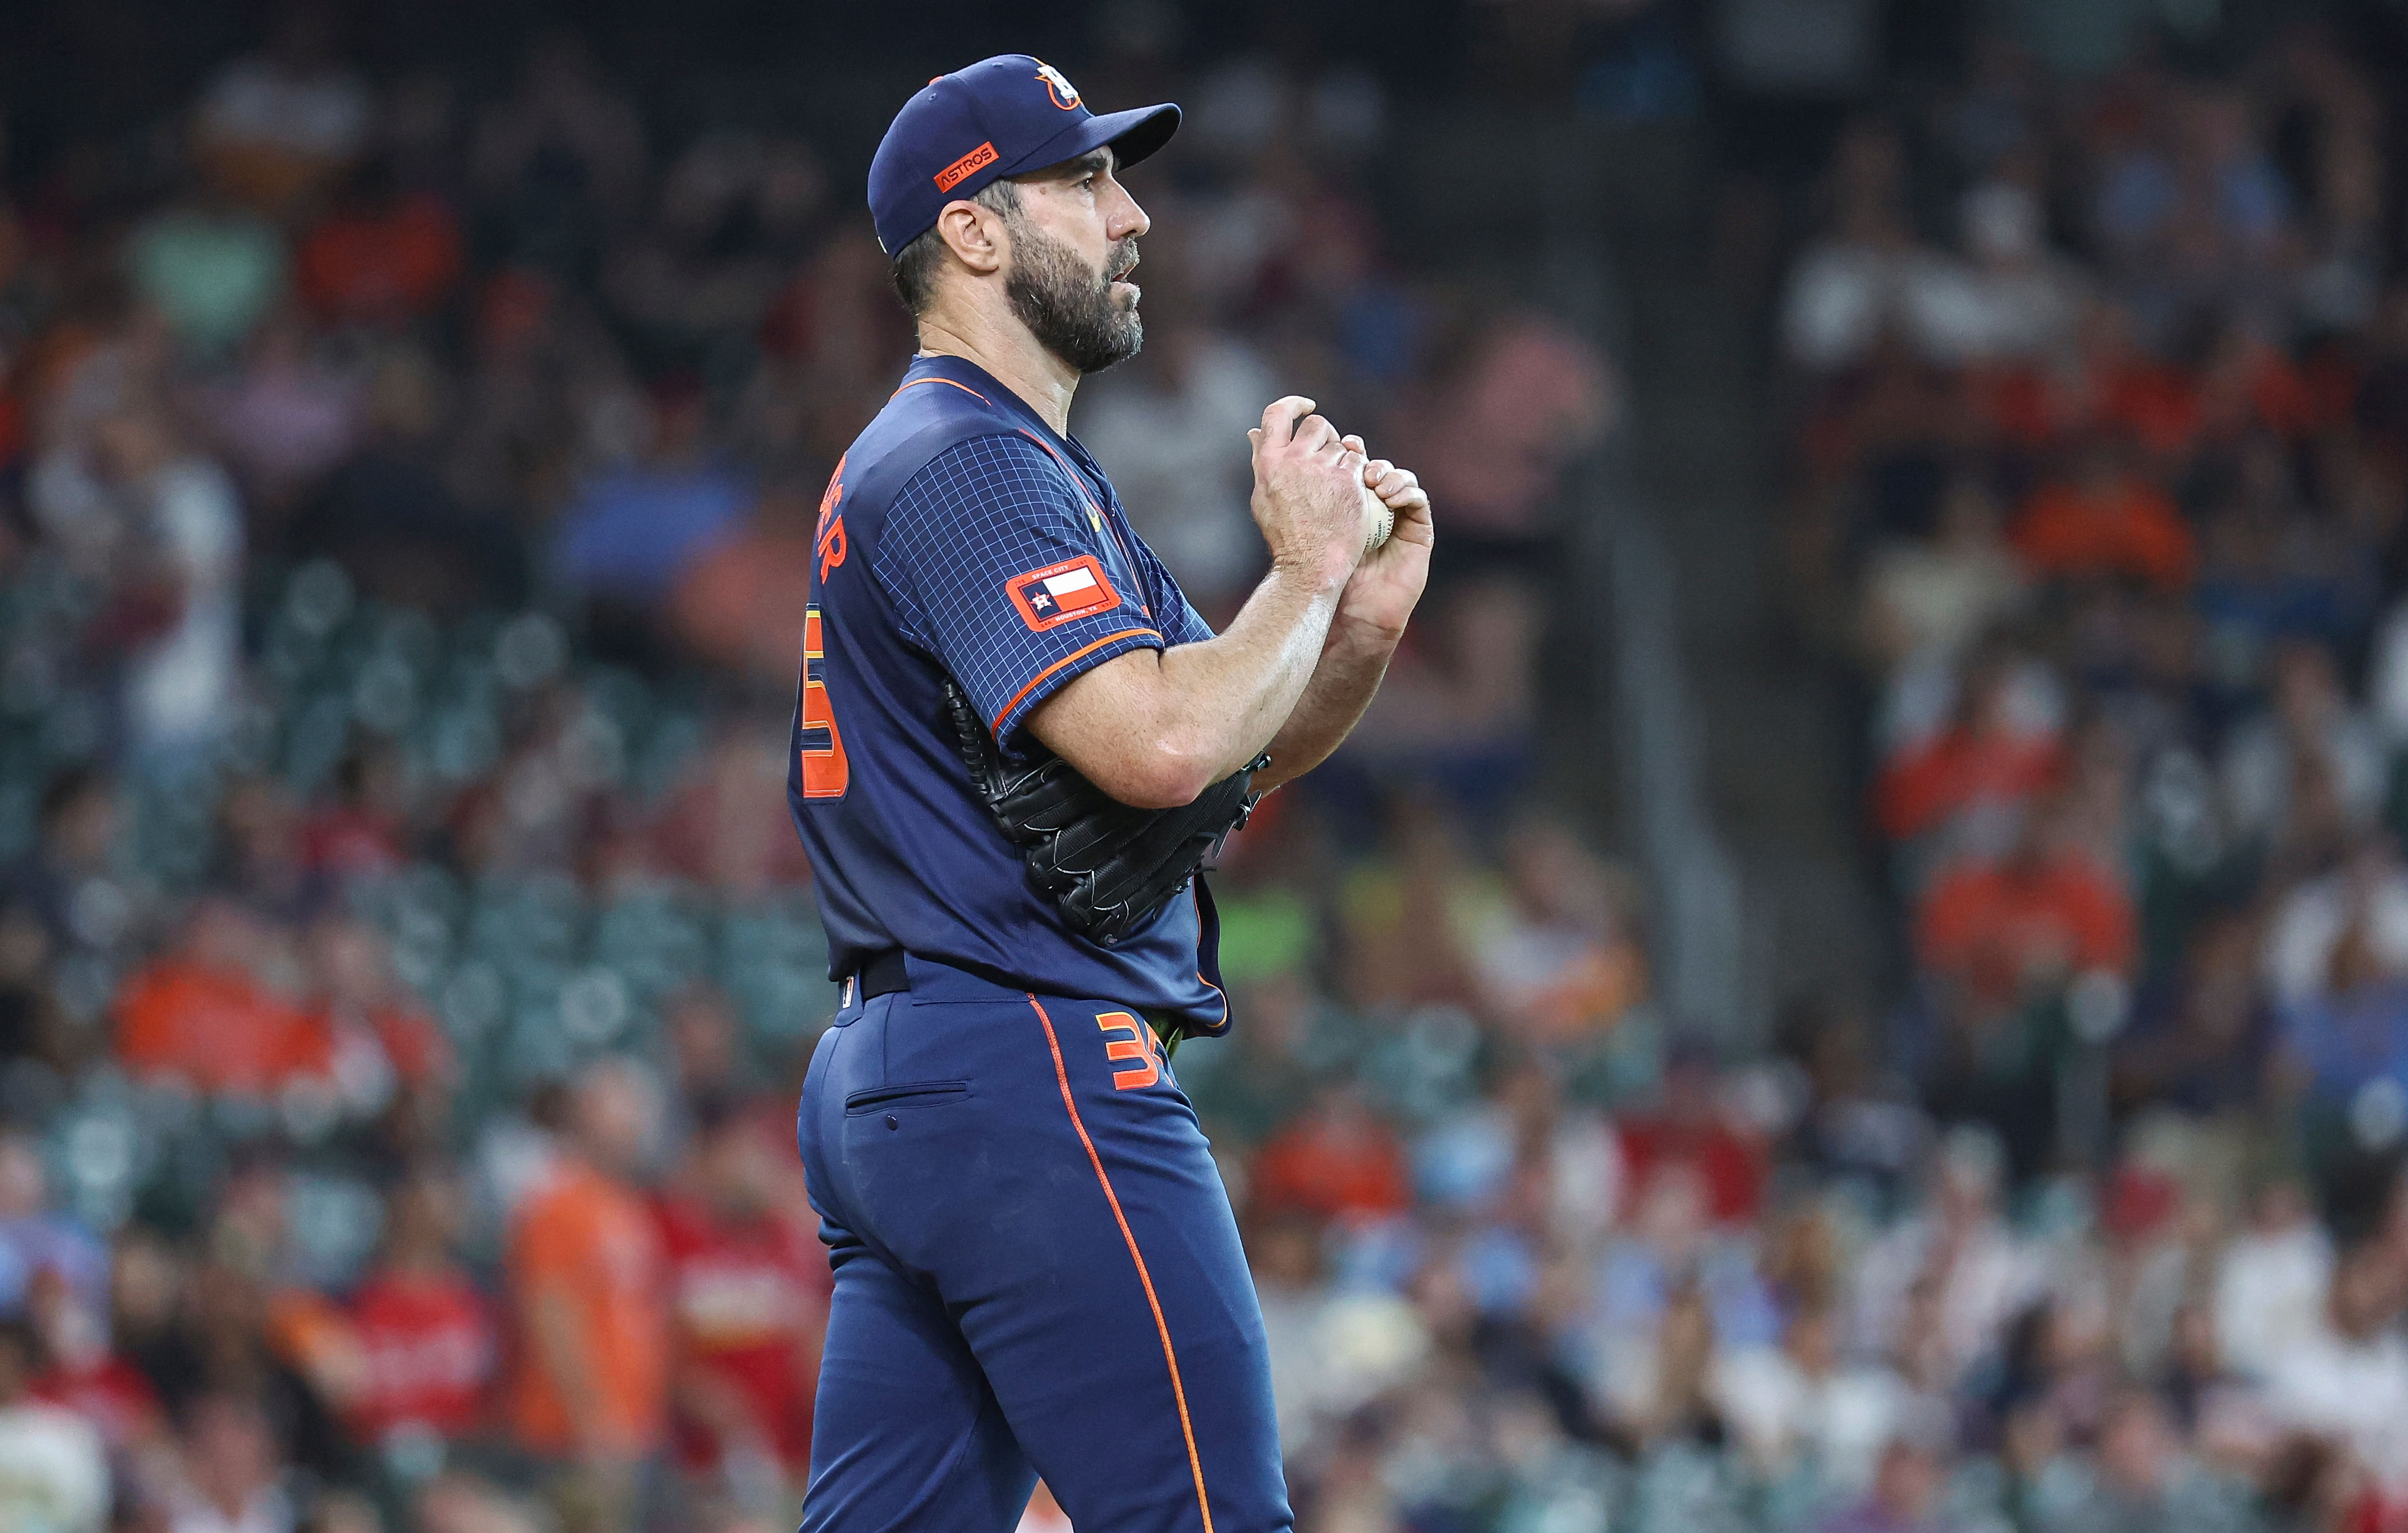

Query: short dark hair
891,178,1021,319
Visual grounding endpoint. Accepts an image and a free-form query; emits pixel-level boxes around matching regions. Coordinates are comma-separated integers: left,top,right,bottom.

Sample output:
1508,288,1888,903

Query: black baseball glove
944,679,1266,947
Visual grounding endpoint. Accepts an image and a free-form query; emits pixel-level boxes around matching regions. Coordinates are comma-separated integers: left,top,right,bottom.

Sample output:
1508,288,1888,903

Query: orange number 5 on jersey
799,605,849,799
1096,1011,1161,1090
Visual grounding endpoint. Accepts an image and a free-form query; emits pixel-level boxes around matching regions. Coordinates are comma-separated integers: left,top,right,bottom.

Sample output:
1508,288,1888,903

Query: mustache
1104,241,1139,283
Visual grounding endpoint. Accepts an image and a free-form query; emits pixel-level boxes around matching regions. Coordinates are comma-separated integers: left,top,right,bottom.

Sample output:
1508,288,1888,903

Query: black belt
845,950,910,1003
838,952,1180,1053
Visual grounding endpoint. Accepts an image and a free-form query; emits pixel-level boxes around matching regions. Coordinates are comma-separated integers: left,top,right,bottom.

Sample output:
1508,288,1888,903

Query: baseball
1360,476,1394,553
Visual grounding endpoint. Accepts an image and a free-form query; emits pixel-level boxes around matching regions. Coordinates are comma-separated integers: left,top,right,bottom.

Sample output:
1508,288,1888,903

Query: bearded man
785,55,1431,1533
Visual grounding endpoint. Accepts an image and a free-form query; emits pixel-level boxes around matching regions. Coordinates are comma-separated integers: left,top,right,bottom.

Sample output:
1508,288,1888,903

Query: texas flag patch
1007,556,1121,631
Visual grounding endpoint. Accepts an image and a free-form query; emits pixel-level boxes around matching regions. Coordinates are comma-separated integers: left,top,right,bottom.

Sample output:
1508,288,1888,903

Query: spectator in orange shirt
1917,805,2137,1014
1250,1084,1414,1223
2012,438,2197,590
114,895,315,1097
504,1058,669,1509
1874,650,2064,846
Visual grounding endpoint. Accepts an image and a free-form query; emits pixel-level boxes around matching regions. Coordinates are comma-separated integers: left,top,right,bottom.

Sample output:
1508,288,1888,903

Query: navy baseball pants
795,954,1291,1533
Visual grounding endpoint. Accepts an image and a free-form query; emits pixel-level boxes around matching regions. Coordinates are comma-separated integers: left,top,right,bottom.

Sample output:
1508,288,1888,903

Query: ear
935,198,1006,277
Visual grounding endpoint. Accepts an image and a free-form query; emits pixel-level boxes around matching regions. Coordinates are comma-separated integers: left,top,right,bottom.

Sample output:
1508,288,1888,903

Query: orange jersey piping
991,627,1158,734
891,376,993,405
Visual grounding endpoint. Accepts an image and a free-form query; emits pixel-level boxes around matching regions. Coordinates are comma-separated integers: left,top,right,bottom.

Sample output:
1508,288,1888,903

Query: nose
1109,187,1150,242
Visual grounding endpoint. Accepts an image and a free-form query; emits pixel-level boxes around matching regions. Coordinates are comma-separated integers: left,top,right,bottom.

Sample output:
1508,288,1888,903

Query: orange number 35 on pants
1096,1012,1162,1090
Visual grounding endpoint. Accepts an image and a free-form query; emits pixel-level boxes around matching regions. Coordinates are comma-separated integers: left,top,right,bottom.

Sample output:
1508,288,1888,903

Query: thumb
1259,395,1315,445
1247,427,1263,476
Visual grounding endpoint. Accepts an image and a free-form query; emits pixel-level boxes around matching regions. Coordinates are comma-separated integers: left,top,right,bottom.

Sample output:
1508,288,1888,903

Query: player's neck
913,310,1078,437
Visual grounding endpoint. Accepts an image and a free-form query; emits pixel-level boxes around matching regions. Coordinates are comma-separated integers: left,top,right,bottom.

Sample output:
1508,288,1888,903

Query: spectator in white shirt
2262,840,2408,1014
90,411,247,770
2214,1176,2336,1381
1715,1301,1911,1495
0,1316,107,1533
191,9,372,213
1851,1127,2049,1386
2263,1238,2408,1499
2220,641,2387,851
1782,122,1955,371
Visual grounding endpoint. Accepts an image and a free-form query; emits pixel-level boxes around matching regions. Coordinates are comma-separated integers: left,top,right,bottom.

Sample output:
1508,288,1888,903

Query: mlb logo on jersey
1007,556,1120,631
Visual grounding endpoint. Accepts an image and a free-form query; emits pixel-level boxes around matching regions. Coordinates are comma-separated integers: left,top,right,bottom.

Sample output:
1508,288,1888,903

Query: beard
1004,218,1143,376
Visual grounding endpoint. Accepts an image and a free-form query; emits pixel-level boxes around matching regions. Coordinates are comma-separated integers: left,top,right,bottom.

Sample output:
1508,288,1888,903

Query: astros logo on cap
1035,61,1080,110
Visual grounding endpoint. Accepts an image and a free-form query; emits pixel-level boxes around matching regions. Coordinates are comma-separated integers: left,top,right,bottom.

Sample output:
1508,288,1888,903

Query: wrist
1329,604,1408,652
1270,543,1355,596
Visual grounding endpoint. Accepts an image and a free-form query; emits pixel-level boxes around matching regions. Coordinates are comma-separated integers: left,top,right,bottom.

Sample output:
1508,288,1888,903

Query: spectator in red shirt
1251,1084,1414,1223
1973,303,2195,455
2099,349,2200,460
296,745,408,886
654,1093,830,1500
2192,322,2321,445
2012,437,2197,590
296,157,464,330
290,917,453,1098
1616,1039,1770,1226
26,1263,165,1454
1917,804,2137,1014
342,1169,495,1449
647,724,815,894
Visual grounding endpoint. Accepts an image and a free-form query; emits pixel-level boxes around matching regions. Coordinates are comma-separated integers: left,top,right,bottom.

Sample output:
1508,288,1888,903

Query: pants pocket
844,1080,970,1115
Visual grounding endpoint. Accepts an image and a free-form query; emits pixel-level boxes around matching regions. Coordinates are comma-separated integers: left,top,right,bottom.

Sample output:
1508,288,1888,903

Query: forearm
1255,613,1399,792
1156,560,1349,769
1032,557,1346,807
1031,397,1410,809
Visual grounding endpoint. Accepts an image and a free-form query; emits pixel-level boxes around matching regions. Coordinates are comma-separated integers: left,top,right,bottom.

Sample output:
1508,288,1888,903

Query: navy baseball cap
869,55,1180,257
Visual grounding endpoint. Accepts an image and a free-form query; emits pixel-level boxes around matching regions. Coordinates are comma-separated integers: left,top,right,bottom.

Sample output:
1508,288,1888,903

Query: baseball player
786,54,1432,1533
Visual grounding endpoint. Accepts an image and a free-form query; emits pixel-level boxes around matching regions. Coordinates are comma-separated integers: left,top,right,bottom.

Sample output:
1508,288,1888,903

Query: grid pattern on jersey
875,432,1167,745
1125,521,1216,648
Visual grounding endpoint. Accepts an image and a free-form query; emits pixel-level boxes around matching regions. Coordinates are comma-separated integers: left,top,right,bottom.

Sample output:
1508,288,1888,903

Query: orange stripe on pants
1026,994,1216,1533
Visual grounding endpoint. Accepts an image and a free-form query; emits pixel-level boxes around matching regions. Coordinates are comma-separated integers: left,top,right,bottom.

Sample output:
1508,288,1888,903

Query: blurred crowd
44,4,2408,1533
0,6,1640,1533
1777,17,2408,1533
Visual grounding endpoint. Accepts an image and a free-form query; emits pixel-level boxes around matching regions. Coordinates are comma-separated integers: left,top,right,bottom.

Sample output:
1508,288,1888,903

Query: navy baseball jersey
786,351,1231,1034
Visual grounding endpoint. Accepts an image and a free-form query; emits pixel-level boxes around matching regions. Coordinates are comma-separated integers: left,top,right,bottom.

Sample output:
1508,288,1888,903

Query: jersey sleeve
1129,531,1218,646
876,434,1166,748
